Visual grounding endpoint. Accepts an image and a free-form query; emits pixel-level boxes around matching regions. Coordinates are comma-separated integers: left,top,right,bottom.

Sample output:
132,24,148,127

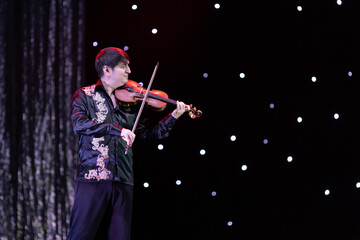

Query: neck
100,78,114,96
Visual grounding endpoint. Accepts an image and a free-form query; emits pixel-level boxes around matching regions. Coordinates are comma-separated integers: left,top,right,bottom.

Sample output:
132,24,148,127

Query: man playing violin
67,47,186,240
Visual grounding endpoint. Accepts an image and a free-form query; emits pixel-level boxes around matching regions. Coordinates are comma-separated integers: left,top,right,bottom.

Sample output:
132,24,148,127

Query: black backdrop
1,0,360,239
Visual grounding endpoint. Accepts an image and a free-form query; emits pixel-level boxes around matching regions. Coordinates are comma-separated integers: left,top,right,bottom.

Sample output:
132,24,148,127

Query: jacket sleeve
135,112,177,144
71,89,123,137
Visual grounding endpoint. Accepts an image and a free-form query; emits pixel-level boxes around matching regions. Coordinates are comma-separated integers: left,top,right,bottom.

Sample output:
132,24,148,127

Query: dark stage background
1,0,360,239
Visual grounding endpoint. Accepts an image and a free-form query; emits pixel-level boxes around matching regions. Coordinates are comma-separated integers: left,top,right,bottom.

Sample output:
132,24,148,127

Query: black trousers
67,181,133,240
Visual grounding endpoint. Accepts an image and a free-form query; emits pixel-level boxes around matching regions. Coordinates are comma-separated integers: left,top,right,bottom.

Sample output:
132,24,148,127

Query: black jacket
71,80,177,185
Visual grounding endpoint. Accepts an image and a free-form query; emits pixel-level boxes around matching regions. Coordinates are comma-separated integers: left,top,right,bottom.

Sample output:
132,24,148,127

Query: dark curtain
0,0,85,239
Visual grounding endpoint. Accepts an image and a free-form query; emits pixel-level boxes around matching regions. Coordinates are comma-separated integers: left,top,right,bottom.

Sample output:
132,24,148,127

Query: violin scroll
188,104,202,119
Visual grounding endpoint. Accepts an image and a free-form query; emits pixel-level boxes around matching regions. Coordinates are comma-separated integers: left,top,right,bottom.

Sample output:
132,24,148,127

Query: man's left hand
171,101,187,119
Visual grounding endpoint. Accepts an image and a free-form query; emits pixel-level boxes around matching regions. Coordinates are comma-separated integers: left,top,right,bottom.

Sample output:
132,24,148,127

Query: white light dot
230,135,236,142
239,73,245,79
200,149,206,155
132,4,138,10
311,76,317,82
214,3,221,9
324,189,330,196
92,41,98,47
269,103,275,109
152,28,158,34
297,117,303,123
124,46,129,51
211,191,217,197
263,139,268,144
334,113,339,119
176,180,182,185
287,156,293,162
356,182,360,188
337,0,342,6
158,144,164,150
203,73,208,78
297,6,303,11
348,71,352,77
241,165,247,171
143,182,149,188
227,221,233,226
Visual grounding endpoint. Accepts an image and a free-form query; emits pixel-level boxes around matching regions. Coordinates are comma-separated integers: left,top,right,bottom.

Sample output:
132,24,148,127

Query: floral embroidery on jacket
83,85,95,97
84,136,111,181
82,85,108,123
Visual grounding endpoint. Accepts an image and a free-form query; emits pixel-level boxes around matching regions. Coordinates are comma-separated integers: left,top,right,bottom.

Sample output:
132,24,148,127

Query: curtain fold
0,0,85,239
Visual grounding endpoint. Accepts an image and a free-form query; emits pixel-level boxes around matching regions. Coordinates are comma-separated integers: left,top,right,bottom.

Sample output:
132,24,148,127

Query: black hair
94,47,130,77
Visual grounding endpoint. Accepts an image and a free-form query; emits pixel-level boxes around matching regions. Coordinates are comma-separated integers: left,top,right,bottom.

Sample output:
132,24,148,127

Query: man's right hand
121,128,136,147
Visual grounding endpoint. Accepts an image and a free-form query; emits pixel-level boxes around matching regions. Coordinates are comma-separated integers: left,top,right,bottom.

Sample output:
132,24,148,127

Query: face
102,60,131,90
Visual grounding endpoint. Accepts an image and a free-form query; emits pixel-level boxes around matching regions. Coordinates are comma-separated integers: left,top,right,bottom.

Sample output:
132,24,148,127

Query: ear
102,65,111,76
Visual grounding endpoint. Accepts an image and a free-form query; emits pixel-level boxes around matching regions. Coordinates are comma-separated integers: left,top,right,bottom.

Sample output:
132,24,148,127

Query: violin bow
125,62,159,154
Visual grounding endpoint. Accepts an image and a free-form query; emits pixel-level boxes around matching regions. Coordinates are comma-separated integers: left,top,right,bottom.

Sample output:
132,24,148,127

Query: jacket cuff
108,124,123,137
163,113,178,129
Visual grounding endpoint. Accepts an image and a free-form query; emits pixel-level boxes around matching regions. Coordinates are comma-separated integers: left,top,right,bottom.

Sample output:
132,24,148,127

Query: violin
115,79,202,119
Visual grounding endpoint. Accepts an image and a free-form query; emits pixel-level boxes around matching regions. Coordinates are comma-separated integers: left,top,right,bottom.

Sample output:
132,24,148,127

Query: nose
126,65,131,74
